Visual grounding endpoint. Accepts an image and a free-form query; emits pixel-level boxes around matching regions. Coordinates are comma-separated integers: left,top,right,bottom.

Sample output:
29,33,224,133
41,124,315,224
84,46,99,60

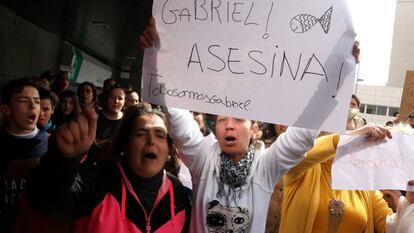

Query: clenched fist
56,107,98,158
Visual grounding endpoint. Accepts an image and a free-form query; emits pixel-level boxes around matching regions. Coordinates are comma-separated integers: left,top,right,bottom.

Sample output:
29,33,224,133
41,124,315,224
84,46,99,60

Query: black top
28,150,191,232
0,127,48,231
95,111,123,141
123,160,163,213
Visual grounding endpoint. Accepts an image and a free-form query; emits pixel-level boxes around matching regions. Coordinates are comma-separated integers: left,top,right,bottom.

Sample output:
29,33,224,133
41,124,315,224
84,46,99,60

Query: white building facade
355,0,414,125
355,85,402,125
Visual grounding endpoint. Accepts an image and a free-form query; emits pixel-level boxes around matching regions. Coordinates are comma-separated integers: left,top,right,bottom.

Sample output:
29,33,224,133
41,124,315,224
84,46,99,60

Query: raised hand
352,41,360,64
138,17,159,50
56,107,98,158
346,124,392,141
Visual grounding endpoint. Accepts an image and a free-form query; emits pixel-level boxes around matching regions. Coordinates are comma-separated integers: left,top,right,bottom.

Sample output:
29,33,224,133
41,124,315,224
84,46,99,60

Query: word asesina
187,43,344,89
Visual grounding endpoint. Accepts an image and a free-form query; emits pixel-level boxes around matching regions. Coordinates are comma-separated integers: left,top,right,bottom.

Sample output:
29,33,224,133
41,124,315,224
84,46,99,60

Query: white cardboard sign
333,133,414,191
141,0,356,132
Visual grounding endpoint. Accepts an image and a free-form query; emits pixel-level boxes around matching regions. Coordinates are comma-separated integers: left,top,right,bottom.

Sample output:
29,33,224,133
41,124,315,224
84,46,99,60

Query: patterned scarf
217,145,255,205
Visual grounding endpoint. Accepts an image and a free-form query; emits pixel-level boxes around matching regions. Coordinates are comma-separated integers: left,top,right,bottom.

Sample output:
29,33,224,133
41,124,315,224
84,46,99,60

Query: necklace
329,197,345,216
327,194,345,233
322,164,345,233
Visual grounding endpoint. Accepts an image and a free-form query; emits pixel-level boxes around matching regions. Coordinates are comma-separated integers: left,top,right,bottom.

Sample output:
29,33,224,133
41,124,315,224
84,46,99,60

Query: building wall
0,5,62,88
355,85,402,125
387,0,414,87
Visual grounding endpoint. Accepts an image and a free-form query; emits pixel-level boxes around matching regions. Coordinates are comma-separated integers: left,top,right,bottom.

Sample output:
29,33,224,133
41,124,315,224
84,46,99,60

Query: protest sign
399,71,414,119
141,0,356,132
332,133,414,191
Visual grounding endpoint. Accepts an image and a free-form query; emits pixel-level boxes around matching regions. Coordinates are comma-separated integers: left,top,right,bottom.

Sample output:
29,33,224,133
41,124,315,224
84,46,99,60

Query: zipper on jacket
117,162,174,233
146,221,151,233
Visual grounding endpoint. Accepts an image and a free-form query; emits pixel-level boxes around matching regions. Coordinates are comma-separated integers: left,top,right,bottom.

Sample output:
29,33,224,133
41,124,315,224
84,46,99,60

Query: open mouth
225,136,236,142
143,153,157,160
27,113,37,121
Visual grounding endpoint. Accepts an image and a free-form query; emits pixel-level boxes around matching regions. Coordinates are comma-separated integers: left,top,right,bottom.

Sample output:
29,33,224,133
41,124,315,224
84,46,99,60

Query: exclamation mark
263,2,274,39
332,63,344,98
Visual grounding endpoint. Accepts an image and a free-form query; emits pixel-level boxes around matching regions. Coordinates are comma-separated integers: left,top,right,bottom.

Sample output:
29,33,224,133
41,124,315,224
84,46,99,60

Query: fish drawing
290,7,333,34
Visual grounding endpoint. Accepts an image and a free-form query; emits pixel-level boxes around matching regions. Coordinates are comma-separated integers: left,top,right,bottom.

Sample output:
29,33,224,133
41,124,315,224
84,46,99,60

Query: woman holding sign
138,17,377,233
163,107,320,233
279,125,414,233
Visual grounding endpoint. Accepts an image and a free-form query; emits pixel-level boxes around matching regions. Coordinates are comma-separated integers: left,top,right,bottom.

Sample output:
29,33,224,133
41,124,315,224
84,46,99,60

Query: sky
347,0,397,86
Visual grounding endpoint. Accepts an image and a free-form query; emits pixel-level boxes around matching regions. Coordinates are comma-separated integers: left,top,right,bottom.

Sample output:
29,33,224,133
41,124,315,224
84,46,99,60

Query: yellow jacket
279,134,392,233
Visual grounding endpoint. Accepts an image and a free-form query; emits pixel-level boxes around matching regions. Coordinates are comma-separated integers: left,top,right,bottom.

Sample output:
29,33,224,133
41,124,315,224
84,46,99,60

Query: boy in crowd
0,77,48,231
38,87,58,134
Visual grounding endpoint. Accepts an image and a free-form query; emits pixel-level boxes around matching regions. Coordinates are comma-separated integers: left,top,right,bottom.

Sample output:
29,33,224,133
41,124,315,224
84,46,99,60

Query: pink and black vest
28,157,191,233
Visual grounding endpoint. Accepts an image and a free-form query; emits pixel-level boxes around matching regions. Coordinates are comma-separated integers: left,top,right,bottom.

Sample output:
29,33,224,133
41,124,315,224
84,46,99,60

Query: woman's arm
27,107,107,221
27,151,110,221
257,127,320,189
284,133,340,186
164,107,211,176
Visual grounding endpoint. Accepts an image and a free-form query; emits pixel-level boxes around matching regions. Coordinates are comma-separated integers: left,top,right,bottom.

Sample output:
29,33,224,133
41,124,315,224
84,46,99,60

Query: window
366,105,376,114
388,107,400,117
359,104,366,113
377,106,387,116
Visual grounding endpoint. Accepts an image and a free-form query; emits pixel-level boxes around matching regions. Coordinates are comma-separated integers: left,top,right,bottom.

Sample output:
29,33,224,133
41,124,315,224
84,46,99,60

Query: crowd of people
1,17,414,233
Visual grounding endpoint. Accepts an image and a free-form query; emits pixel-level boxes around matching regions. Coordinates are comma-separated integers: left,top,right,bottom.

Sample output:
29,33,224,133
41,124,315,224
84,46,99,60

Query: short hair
38,87,58,109
351,94,361,108
105,84,125,98
1,77,39,105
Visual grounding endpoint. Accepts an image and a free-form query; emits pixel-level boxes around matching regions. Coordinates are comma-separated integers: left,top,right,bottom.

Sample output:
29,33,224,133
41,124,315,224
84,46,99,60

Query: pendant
329,199,345,217
328,199,345,233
